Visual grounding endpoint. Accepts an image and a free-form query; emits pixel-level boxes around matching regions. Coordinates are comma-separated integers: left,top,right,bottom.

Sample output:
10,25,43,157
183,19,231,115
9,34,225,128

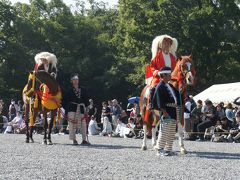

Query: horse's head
171,55,196,91
177,54,195,85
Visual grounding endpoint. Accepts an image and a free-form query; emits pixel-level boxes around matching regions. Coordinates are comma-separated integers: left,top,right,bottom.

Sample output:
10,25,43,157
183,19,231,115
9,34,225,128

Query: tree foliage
0,0,239,105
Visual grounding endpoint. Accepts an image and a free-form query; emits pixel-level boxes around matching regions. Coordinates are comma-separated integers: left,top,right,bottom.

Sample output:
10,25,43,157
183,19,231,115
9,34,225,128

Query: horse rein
25,72,43,97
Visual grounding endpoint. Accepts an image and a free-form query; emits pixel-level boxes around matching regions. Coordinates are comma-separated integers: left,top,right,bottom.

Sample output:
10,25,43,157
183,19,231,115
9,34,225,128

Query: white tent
193,82,240,105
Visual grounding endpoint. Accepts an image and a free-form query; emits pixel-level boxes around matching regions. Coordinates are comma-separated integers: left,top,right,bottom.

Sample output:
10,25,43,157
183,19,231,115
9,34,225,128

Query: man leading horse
141,35,193,154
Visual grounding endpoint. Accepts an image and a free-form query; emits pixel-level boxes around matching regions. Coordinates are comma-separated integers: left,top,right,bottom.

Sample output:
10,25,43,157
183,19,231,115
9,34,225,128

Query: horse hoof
48,140,53,145
26,139,29,143
141,146,147,151
42,141,47,145
30,138,34,143
180,148,187,155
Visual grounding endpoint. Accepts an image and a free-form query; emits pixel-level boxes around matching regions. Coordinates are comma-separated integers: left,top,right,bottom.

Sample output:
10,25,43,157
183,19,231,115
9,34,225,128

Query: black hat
159,66,172,74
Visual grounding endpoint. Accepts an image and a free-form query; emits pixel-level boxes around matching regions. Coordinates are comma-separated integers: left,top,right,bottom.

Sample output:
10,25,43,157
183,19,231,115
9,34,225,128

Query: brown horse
23,71,61,144
140,55,196,153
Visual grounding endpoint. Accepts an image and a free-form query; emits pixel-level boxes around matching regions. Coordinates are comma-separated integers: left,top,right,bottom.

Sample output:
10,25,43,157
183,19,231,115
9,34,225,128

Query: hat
159,66,172,75
71,73,79,81
35,52,57,67
151,34,178,59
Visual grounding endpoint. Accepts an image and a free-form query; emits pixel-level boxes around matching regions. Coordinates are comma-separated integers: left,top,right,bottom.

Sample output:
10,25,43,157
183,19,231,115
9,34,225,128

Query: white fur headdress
151,35,178,59
34,52,57,68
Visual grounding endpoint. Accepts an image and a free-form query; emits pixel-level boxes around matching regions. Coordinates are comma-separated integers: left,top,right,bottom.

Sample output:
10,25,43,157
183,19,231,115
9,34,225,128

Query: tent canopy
193,82,240,105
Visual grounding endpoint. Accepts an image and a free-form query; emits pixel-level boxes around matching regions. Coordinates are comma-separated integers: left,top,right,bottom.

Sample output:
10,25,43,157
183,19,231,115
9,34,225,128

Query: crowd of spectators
1,96,239,144
183,96,240,143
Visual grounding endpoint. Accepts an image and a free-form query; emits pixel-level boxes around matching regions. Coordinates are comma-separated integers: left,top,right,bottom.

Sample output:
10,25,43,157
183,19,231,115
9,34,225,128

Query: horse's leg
42,110,48,145
47,110,56,145
25,119,30,143
141,124,148,150
29,108,37,143
25,104,30,143
178,121,187,154
176,106,187,154
152,121,160,148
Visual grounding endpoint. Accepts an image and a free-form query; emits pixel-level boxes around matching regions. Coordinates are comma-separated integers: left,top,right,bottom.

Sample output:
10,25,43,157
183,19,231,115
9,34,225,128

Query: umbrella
128,96,140,104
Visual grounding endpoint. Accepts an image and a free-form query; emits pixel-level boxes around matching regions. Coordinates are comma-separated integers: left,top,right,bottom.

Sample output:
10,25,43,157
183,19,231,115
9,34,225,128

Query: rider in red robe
34,52,58,79
149,35,178,87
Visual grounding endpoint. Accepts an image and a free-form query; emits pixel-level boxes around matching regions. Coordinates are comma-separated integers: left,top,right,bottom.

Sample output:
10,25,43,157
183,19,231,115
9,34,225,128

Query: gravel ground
0,134,239,180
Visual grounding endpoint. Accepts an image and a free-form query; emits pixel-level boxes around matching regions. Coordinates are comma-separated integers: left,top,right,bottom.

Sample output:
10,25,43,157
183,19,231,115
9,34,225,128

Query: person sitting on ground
196,100,218,141
212,117,230,142
133,114,143,138
190,100,203,140
112,119,126,138
124,117,136,138
225,103,234,128
111,99,121,131
88,115,101,135
100,116,112,136
8,99,18,121
7,111,23,133
227,111,240,143
216,103,226,120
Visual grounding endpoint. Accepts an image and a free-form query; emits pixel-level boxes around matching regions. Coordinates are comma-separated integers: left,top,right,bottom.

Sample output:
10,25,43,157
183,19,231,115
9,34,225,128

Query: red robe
149,50,176,87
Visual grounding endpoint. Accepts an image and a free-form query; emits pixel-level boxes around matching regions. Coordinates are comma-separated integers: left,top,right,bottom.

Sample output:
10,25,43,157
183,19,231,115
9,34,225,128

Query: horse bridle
180,61,192,78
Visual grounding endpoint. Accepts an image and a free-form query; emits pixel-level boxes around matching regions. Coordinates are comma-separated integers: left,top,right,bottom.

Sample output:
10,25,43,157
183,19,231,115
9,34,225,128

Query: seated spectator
227,111,240,143
216,103,225,119
183,96,192,140
124,117,135,138
190,100,203,140
111,99,121,131
212,117,230,142
225,103,234,127
196,100,218,141
4,125,13,134
88,115,101,135
34,114,44,134
112,119,126,137
100,116,112,136
127,102,140,120
133,114,143,138
7,111,23,133
8,99,19,121
1,116,8,132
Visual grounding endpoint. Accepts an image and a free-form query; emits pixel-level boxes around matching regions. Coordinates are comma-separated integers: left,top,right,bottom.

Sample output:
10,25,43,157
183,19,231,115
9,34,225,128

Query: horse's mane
36,71,59,94
37,71,56,81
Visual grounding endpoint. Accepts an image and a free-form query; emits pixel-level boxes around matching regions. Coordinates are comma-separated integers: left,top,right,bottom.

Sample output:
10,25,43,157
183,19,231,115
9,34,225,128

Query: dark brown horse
23,71,61,144
140,55,196,153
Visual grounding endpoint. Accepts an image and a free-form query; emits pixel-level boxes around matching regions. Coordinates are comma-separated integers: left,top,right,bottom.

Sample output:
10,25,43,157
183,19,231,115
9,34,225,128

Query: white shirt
115,122,126,137
11,115,23,125
184,101,191,119
88,119,100,135
163,52,171,67
166,84,177,104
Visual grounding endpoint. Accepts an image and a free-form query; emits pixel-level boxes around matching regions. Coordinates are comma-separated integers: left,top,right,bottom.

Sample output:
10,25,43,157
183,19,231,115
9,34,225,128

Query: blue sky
9,0,118,8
